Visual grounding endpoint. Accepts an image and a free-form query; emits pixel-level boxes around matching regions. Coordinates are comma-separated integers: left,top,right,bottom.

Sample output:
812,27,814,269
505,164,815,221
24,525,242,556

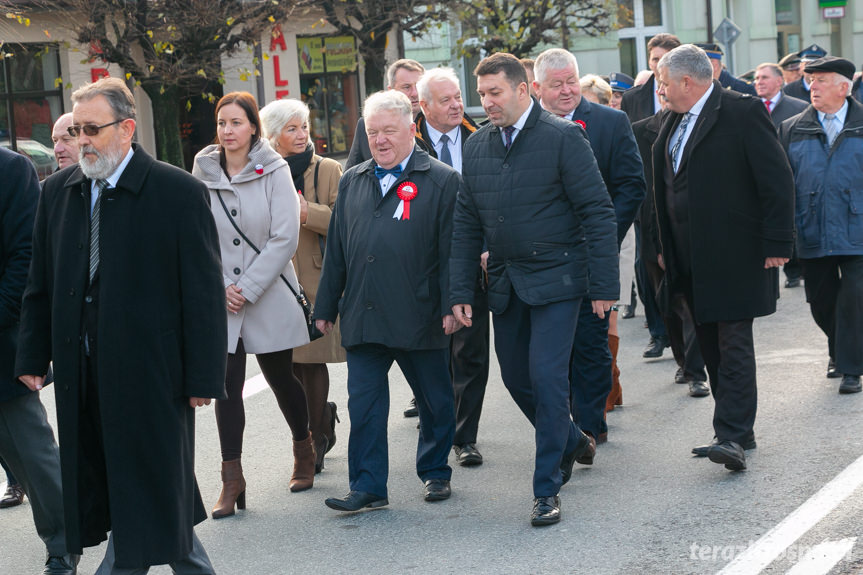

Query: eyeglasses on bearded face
67,119,124,137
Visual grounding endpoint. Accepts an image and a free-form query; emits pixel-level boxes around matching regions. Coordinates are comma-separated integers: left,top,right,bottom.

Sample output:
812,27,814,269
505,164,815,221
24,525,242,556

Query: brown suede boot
289,434,316,492
606,334,623,413
212,459,246,519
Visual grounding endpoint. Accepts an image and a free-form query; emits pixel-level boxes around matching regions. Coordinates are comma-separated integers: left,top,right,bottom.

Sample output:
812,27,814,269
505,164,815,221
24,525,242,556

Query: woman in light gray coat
192,92,314,521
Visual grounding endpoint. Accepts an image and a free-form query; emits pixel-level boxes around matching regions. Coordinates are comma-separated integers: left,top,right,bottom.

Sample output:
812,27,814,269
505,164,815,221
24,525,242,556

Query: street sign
823,7,845,18
714,17,742,46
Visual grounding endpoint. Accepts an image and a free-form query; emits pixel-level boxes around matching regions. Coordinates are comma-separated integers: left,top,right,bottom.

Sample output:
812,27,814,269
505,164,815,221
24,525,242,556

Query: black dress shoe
454,443,483,466
531,495,561,526
827,358,842,379
621,305,636,319
707,440,746,471
692,437,756,457
43,554,79,575
839,374,862,394
423,479,451,501
561,430,591,485
575,433,597,466
642,336,669,358
0,482,25,508
784,277,801,288
674,367,687,384
688,380,710,397
403,397,418,418
325,490,389,511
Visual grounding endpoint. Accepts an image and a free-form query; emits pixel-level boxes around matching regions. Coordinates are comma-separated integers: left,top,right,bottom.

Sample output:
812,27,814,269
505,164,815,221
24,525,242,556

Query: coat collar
356,144,433,178
63,143,153,195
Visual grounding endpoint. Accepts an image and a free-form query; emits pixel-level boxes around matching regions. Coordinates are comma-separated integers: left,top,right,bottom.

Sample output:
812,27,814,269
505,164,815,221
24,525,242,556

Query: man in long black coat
0,147,77,574
15,77,227,573
653,45,795,472
450,53,618,527
316,90,460,512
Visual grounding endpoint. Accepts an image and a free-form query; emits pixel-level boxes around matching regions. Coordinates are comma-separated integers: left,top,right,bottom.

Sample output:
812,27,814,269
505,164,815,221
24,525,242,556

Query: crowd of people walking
1,35,861,573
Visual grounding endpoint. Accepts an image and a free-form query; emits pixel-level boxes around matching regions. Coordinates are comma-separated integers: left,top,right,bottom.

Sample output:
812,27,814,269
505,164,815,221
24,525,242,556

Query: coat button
64,385,69,391
498,216,505,222
231,209,238,216
85,295,93,303
505,260,511,266
65,337,71,343
365,302,374,309
233,267,241,275
374,210,381,218
503,163,509,168
367,255,375,262
77,243,83,249
69,289,75,296
233,238,241,246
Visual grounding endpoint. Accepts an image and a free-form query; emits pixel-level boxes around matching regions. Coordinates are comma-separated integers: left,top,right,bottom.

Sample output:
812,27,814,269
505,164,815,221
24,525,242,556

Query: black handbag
215,189,324,342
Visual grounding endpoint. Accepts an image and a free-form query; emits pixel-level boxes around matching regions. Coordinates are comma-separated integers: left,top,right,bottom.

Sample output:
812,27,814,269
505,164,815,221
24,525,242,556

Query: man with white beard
16,77,227,574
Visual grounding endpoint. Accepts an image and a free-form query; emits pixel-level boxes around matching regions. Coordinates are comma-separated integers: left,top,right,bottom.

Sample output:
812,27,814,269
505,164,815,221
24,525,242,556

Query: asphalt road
2,282,862,575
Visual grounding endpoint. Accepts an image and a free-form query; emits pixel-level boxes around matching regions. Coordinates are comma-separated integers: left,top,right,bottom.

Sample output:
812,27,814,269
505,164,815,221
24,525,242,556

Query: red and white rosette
396,181,418,220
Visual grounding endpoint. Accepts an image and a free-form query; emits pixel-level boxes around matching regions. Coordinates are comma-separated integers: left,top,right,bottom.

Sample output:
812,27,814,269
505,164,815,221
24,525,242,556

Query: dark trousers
95,532,214,575
646,260,706,381
450,283,490,446
570,298,611,439
800,255,863,375
0,392,67,556
784,243,802,281
0,453,16,485
345,344,454,498
635,225,667,339
493,290,584,497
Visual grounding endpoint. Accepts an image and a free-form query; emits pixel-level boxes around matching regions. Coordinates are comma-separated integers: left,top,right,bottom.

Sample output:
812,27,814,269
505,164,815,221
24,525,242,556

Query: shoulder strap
215,189,300,298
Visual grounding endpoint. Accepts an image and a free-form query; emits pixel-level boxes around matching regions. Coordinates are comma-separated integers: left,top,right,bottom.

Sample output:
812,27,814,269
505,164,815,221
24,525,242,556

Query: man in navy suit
533,48,645,449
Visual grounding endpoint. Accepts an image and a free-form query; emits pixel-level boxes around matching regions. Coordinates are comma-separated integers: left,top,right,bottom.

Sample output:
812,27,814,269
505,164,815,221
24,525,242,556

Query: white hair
658,44,714,84
363,90,413,125
836,74,854,96
534,49,580,85
259,99,311,150
417,67,461,103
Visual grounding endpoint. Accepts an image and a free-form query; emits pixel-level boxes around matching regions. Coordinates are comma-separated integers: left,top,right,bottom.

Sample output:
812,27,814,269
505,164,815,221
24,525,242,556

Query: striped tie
671,112,692,172
823,113,839,148
89,179,108,282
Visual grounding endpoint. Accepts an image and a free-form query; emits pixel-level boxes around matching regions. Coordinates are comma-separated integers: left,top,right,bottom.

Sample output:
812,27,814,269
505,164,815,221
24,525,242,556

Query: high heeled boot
289,434,316,492
606,334,623,413
212,459,246,519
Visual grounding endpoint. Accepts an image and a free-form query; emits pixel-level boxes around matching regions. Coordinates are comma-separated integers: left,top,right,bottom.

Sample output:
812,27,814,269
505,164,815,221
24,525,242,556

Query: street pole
707,0,713,42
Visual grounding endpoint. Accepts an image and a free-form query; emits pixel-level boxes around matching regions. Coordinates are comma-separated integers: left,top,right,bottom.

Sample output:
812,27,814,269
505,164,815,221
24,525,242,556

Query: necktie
503,126,516,149
764,100,772,113
439,134,453,167
824,113,839,147
90,179,109,282
671,112,692,172
374,165,403,179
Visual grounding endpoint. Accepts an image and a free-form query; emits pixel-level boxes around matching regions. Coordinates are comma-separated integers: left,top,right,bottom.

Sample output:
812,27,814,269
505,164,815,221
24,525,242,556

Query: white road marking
241,372,268,398
718,453,863,575
785,538,856,575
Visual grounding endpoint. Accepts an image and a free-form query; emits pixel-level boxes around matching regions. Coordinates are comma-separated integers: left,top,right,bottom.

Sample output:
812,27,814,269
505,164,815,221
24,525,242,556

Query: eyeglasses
67,119,124,137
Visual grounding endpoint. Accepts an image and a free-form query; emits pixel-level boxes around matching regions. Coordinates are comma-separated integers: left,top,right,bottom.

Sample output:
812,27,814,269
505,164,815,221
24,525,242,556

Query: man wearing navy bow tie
316,90,461,511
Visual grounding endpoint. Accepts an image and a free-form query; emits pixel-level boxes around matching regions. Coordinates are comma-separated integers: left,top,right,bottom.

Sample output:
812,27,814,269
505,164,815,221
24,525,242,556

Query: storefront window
0,44,63,178
297,36,360,157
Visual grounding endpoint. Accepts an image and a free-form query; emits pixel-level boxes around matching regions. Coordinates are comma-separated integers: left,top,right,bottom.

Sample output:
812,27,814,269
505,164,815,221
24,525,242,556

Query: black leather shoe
621,305,635,319
575,433,597,466
423,479,451,501
692,437,756,457
43,554,79,575
0,482,25,508
827,358,842,379
454,444,483,466
839,374,862,394
530,495,561,526
674,367,687,384
642,336,669,358
784,277,801,288
707,440,746,471
561,430,592,485
325,490,389,511
403,397,418,418
688,380,710,397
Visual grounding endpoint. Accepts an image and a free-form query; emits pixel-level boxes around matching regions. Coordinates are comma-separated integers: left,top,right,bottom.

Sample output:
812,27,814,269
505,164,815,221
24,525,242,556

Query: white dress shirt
425,123,462,173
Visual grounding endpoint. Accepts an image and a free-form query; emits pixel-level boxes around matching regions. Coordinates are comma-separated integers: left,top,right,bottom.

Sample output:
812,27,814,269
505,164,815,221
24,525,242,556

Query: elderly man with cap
779,56,863,395
784,44,828,103
608,72,634,110
694,43,756,95
779,52,804,85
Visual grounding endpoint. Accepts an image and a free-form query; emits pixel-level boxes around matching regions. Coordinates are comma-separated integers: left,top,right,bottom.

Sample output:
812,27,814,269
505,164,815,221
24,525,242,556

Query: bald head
51,113,79,169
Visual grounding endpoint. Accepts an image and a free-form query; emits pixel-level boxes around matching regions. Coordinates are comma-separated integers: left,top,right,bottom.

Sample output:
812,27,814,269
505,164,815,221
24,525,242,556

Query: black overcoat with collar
769,94,808,129
450,99,619,313
621,75,658,123
14,145,227,568
0,147,38,402
632,110,668,264
316,146,459,350
652,81,795,323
